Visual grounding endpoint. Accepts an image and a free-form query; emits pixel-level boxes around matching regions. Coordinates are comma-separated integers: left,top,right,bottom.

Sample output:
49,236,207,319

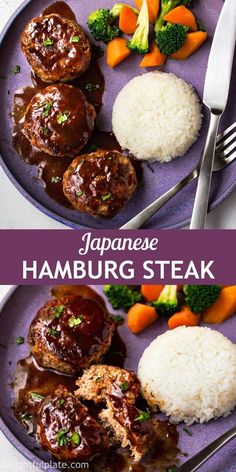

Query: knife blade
190,0,236,229
203,0,236,111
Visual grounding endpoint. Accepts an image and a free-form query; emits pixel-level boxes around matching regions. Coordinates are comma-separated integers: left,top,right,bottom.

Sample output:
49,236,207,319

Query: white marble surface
0,0,236,228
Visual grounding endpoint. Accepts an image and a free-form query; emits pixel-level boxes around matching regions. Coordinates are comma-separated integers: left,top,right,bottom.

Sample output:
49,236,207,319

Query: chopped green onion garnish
57,111,69,124
56,429,69,447
12,65,21,75
135,411,150,422
48,328,59,337
183,428,193,436
85,83,100,92
120,382,129,392
52,305,64,318
43,101,52,117
101,194,111,201
43,38,53,47
30,392,45,401
76,191,83,197
57,399,65,408
51,176,62,184
17,336,24,345
68,315,83,328
72,36,80,43
40,126,50,135
21,412,32,421
71,432,81,447
196,20,206,32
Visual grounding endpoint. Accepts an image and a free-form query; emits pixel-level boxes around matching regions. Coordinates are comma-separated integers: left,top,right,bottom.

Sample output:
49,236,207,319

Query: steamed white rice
112,72,202,162
138,326,236,425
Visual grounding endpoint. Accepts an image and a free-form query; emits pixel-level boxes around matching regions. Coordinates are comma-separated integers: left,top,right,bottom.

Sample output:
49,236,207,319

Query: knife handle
189,112,221,230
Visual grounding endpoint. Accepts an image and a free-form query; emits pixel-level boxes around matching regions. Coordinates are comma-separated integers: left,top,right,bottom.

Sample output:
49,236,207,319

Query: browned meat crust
63,150,137,217
28,295,115,374
23,84,96,157
21,14,91,83
51,285,106,307
37,386,109,461
75,364,140,405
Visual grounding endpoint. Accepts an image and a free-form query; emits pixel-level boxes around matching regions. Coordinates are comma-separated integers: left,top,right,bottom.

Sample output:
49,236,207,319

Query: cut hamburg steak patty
37,386,109,461
75,364,140,405
21,14,91,82
23,84,96,157
28,295,115,374
63,150,137,217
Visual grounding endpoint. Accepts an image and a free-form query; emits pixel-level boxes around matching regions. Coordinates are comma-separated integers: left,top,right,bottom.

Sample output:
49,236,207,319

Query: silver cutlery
190,0,236,229
177,426,236,472
120,121,236,230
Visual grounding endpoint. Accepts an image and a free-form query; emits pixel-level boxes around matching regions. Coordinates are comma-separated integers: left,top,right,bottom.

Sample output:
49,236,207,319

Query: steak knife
190,0,236,229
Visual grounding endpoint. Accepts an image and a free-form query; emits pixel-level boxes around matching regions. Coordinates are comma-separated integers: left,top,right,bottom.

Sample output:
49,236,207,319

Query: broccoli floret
184,285,221,313
156,23,189,55
104,285,142,311
155,0,192,33
87,9,121,43
153,285,178,316
127,0,149,54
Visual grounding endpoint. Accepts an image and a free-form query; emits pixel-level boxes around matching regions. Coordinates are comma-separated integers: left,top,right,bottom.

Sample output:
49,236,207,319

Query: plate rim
0,0,235,230
1,284,236,471
0,284,63,472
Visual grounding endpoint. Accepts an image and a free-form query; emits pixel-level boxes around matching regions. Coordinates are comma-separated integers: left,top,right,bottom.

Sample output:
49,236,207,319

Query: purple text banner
0,230,235,285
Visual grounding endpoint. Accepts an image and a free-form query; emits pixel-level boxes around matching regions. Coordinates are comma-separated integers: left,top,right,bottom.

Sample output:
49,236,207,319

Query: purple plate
1,285,236,471
0,0,236,229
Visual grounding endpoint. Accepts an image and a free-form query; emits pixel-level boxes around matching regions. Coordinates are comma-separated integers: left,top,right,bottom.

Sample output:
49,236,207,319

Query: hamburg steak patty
37,386,109,461
100,395,158,462
75,364,140,405
21,14,91,82
63,150,137,217
100,395,179,462
23,84,96,157
28,295,115,374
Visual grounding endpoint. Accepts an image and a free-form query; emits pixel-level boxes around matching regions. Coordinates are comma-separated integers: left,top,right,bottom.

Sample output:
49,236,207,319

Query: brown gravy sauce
42,1,77,20
12,285,179,470
12,2,130,209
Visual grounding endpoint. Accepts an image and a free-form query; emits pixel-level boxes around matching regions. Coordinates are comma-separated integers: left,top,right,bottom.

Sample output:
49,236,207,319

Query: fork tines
216,121,236,161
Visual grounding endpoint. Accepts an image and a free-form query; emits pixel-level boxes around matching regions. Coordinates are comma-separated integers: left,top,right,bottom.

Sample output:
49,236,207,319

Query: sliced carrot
140,42,166,67
163,5,197,32
135,0,160,23
171,31,208,60
202,286,236,324
107,38,131,68
168,307,200,330
119,5,138,34
128,303,158,334
141,284,164,301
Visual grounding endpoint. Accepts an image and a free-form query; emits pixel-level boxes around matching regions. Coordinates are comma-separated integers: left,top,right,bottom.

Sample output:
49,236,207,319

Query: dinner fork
120,121,236,230
177,425,236,472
